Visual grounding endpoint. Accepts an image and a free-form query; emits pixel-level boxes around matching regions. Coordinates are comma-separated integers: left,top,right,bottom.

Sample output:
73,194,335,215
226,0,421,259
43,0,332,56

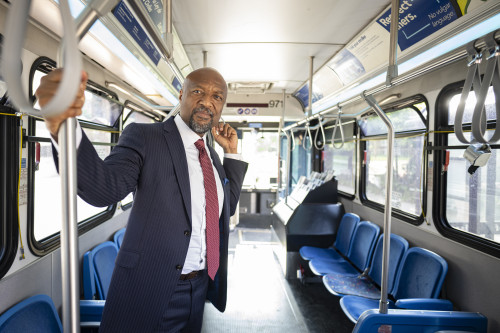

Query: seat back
368,234,409,294
333,213,360,256
393,247,448,300
83,241,119,300
0,294,62,332
113,227,126,249
346,221,380,271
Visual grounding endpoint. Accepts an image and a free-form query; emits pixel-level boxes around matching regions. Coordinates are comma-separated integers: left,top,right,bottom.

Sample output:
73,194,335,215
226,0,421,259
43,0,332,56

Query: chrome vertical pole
278,89,286,203
308,56,314,117
386,0,400,86
363,93,394,315
203,51,208,67
59,1,120,331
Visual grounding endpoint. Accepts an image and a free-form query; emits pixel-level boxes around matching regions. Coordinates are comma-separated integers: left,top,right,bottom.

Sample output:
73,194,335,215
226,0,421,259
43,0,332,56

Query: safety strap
332,107,345,149
303,123,313,150
454,42,483,144
313,116,326,150
455,33,500,144
473,31,500,144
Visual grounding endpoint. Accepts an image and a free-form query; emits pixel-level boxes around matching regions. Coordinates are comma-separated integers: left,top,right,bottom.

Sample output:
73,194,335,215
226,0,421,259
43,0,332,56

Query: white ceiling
173,0,390,93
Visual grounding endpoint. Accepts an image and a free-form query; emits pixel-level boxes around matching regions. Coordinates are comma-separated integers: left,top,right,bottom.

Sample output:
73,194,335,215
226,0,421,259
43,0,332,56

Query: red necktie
194,139,220,280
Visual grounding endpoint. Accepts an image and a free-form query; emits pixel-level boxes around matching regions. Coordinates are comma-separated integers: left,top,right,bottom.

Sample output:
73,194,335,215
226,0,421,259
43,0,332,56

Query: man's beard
189,107,214,134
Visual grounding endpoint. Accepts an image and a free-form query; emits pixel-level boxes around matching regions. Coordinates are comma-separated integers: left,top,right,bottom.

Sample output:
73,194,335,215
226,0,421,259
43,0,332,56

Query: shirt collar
174,114,207,149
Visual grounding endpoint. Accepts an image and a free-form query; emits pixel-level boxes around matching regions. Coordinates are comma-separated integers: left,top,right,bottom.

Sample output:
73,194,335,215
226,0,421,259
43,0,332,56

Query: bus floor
202,226,355,333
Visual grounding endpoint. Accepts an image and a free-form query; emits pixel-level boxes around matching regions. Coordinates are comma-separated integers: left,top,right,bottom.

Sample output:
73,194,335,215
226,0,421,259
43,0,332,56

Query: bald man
36,68,248,332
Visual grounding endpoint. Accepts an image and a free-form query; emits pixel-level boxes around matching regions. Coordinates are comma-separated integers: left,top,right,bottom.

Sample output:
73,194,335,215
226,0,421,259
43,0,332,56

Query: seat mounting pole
362,93,395,315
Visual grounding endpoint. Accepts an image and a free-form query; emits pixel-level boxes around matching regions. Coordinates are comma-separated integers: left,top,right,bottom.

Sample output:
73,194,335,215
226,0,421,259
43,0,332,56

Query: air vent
228,82,273,94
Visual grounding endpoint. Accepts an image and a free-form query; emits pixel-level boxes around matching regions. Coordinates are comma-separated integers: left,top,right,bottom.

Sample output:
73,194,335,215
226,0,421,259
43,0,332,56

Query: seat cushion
323,273,381,299
309,258,359,276
299,246,343,261
340,296,395,323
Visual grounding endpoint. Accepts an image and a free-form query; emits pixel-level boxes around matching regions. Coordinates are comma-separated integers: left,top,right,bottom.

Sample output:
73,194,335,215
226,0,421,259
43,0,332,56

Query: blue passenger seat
113,227,126,249
299,213,360,262
340,247,452,323
0,294,62,332
309,221,380,276
323,234,408,298
83,241,119,300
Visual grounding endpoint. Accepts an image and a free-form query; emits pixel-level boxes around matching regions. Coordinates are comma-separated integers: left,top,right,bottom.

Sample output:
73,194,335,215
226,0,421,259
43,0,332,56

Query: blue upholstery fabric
0,294,62,332
114,228,126,249
309,221,380,276
299,213,360,261
340,247,449,323
323,234,409,298
310,258,361,276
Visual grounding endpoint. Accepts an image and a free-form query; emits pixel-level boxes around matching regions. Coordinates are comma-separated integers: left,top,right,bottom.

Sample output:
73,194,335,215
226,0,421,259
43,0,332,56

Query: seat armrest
395,298,453,311
80,300,105,322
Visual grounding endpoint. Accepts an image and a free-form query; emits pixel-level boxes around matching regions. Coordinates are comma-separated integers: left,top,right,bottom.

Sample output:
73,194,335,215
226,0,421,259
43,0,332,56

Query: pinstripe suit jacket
67,118,247,332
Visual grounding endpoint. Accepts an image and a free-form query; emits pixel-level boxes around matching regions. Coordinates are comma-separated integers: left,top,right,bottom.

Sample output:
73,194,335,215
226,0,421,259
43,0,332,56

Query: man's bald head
179,68,228,136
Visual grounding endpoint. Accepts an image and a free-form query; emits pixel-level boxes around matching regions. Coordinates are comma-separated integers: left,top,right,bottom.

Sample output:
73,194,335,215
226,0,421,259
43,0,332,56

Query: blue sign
140,0,164,33
237,108,244,114
293,83,323,109
376,0,458,51
172,77,182,92
113,1,161,65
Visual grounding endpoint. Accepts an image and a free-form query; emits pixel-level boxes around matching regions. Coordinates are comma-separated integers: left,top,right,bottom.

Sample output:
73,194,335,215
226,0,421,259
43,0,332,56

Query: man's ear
179,89,183,102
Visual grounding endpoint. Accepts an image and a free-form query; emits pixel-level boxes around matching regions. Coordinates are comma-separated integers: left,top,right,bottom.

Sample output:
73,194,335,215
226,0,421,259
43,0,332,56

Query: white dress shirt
52,117,240,274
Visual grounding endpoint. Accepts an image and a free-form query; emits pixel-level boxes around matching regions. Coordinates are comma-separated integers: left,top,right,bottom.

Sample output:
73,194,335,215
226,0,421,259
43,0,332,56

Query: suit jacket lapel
163,118,192,224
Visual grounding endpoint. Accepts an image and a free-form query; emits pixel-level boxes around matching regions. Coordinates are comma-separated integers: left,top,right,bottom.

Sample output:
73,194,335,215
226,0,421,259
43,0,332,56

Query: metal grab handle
313,117,326,150
290,129,296,151
332,108,345,149
1,0,82,117
302,123,313,150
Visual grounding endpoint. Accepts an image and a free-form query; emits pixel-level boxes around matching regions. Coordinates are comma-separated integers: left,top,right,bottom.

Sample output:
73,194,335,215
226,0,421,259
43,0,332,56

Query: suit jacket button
176,264,182,270
184,230,190,236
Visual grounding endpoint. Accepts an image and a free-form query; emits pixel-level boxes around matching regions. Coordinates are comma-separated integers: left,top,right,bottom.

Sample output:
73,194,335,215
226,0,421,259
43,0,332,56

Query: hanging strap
332,107,345,149
303,123,313,150
314,116,326,150
472,31,500,144
290,129,296,151
1,0,81,117
454,42,483,144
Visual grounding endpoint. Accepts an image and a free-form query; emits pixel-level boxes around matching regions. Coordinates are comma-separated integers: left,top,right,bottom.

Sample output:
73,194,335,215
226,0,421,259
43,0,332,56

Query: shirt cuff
50,121,83,153
224,153,243,161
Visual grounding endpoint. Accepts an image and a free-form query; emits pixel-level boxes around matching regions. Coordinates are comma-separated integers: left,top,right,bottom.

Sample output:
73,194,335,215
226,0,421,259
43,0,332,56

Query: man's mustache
193,107,214,117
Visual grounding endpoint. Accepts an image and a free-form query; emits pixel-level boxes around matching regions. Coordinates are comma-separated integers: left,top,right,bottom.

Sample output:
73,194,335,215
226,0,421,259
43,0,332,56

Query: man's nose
198,94,212,108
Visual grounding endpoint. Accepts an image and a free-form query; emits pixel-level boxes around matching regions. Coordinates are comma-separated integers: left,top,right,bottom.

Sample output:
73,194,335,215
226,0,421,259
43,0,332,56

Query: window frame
27,57,121,256
359,95,429,225
0,106,21,279
433,81,500,258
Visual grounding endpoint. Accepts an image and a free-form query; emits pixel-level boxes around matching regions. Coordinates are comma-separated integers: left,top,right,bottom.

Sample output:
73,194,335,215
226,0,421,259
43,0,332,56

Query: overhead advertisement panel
113,1,161,66
294,0,492,112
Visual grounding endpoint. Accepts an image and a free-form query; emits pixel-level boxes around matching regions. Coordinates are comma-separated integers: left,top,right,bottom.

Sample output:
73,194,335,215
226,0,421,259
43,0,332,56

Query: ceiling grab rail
313,116,326,150
363,93,395,316
1,0,81,117
331,106,345,149
303,122,313,150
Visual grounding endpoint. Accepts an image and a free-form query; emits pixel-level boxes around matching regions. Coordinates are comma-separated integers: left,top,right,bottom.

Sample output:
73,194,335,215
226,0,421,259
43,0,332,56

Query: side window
322,121,356,195
290,131,312,190
28,58,121,254
240,130,279,188
360,97,428,223
435,83,500,255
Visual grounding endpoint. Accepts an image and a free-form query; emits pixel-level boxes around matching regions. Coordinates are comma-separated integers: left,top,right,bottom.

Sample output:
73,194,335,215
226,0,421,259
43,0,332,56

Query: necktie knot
194,139,205,152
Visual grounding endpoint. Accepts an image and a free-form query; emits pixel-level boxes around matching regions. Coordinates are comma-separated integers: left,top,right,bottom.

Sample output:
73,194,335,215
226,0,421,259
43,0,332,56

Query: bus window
323,121,356,195
360,98,428,222
290,131,312,190
436,84,500,251
241,130,279,189
28,59,120,253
